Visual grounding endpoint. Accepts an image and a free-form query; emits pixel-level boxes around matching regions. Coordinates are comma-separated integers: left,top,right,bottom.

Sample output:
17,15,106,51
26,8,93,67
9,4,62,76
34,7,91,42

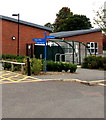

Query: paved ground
0,62,105,84
0,70,42,84
35,68,105,81
2,81,105,118
0,65,105,118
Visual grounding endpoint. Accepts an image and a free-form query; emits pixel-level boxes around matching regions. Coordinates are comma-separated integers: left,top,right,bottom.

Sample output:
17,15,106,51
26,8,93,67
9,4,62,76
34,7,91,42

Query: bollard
27,57,31,76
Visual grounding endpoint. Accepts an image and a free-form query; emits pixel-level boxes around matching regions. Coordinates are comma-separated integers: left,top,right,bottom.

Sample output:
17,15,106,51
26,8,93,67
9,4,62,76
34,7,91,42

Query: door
26,44,34,58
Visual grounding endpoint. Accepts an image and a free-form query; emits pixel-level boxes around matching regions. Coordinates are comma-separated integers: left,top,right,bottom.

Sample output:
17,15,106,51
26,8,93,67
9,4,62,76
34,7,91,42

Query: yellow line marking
97,83,106,86
0,70,106,86
0,70,42,84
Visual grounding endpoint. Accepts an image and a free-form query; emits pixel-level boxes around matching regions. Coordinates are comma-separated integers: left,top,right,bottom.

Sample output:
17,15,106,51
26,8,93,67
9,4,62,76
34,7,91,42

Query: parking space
0,70,42,84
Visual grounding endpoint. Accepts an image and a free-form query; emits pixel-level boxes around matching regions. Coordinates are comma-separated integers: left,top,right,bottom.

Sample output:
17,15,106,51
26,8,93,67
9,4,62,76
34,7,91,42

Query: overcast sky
0,0,106,28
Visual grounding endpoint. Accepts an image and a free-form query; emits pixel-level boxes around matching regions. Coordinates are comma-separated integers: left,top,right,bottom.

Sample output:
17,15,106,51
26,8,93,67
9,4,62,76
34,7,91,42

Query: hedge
81,55,106,70
1,54,27,60
1,54,27,71
47,61,77,73
1,54,77,74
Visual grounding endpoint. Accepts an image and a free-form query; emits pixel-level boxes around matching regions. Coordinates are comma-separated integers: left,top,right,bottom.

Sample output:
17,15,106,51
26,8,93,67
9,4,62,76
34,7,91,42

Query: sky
0,0,106,28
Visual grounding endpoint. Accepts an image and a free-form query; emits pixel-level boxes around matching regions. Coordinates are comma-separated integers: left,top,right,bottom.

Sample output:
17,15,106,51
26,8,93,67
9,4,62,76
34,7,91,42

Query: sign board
35,41,45,44
32,38,45,42
32,38,46,44
46,36,56,39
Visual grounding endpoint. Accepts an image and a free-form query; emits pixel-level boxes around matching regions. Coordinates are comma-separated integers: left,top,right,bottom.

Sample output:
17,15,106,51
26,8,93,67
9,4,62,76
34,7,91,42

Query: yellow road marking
0,70,42,84
0,70,106,86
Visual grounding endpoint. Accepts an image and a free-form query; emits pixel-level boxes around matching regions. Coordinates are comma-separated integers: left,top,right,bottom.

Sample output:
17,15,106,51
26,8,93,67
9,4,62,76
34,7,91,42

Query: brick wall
103,34,106,47
64,32,103,54
2,20,50,56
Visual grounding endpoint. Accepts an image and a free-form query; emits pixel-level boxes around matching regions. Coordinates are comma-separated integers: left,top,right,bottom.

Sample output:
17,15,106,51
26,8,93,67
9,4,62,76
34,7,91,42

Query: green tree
44,22,53,29
55,14,92,32
53,7,92,32
53,7,73,32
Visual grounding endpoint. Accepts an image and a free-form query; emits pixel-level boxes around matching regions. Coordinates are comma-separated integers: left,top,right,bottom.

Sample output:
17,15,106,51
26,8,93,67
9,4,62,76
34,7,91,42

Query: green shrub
68,63,77,73
47,61,77,73
1,55,27,71
47,61,55,71
30,58,43,75
82,55,106,70
63,62,70,72
56,62,63,72
14,64,21,71
103,64,106,70
2,54,27,60
24,58,43,75
2,63,11,70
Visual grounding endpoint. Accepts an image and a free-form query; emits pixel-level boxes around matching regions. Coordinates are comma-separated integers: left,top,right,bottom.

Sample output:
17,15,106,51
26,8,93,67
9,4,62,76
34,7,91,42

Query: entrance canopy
35,40,91,64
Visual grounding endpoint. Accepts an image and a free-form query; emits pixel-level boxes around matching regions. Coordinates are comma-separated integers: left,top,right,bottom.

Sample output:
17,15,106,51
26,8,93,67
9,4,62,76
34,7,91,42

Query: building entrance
34,40,91,64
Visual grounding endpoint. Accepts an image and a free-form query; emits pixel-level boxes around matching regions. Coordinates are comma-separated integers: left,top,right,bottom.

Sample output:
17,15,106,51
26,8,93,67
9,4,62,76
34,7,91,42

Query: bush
68,63,77,73
82,55,106,70
2,63,11,70
47,61,56,71
24,58,43,75
47,61,77,73
31,58,43,74
2,54,27,60
2,54,27,71
63,62,70,72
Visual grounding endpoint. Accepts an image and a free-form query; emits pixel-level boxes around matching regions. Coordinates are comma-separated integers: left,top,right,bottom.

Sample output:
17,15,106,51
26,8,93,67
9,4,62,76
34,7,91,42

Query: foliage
24,58,43,75
2,63,11,70
54,14,92,32
31,58,43,75
44,22,53,29
93,6,106,33
2,54,27,60
53,7,92,32
81,55,106,70
2,54,27,71
47,61,77,73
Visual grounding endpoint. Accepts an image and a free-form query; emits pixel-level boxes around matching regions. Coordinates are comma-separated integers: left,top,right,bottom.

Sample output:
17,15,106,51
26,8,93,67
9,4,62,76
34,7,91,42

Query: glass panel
91,43,94,47
91,49,94,53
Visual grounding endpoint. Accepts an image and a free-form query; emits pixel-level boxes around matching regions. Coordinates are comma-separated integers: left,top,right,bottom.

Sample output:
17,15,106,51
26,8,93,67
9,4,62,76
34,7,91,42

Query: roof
0,15,52,32
50,29,101,38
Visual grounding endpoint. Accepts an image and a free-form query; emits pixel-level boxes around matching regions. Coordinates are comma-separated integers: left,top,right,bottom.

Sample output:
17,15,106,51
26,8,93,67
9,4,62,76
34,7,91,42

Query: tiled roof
50,29,101,38
0,15,53,32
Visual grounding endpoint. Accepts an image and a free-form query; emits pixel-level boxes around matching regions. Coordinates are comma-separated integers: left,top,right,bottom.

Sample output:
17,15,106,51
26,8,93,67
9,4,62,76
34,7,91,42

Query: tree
93,5,106,50
53,7,73,32
53,7,92,32
44,22,53,29
93,6,106,34
54,14,92,32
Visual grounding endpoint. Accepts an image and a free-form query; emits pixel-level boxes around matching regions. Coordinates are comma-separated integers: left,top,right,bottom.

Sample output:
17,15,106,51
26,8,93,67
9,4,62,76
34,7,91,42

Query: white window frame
87,42,98,55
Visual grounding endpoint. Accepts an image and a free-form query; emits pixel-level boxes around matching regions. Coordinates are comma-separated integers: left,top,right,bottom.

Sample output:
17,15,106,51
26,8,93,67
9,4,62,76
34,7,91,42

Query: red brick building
103,34,106,50
0,15,104,60
50,29,103,55
0,15,52,57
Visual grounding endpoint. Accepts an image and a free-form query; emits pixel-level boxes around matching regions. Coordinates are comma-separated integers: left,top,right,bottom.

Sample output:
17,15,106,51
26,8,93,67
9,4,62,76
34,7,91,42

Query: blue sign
36,41,45,44
32,38,46,44
46,36,56,39
32,38,45,42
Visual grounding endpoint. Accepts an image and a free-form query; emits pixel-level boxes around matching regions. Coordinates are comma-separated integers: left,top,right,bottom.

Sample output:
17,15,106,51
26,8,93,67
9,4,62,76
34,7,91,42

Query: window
87,42,98,54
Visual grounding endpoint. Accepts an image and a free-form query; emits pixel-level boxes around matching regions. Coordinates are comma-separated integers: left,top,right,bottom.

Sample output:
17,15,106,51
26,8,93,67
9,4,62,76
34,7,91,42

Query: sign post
32,33,56,73
44,32,47,72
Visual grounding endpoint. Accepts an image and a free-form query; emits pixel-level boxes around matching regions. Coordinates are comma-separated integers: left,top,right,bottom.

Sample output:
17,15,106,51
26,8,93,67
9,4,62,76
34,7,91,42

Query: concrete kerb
40,78,106,86
1,69,105,86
